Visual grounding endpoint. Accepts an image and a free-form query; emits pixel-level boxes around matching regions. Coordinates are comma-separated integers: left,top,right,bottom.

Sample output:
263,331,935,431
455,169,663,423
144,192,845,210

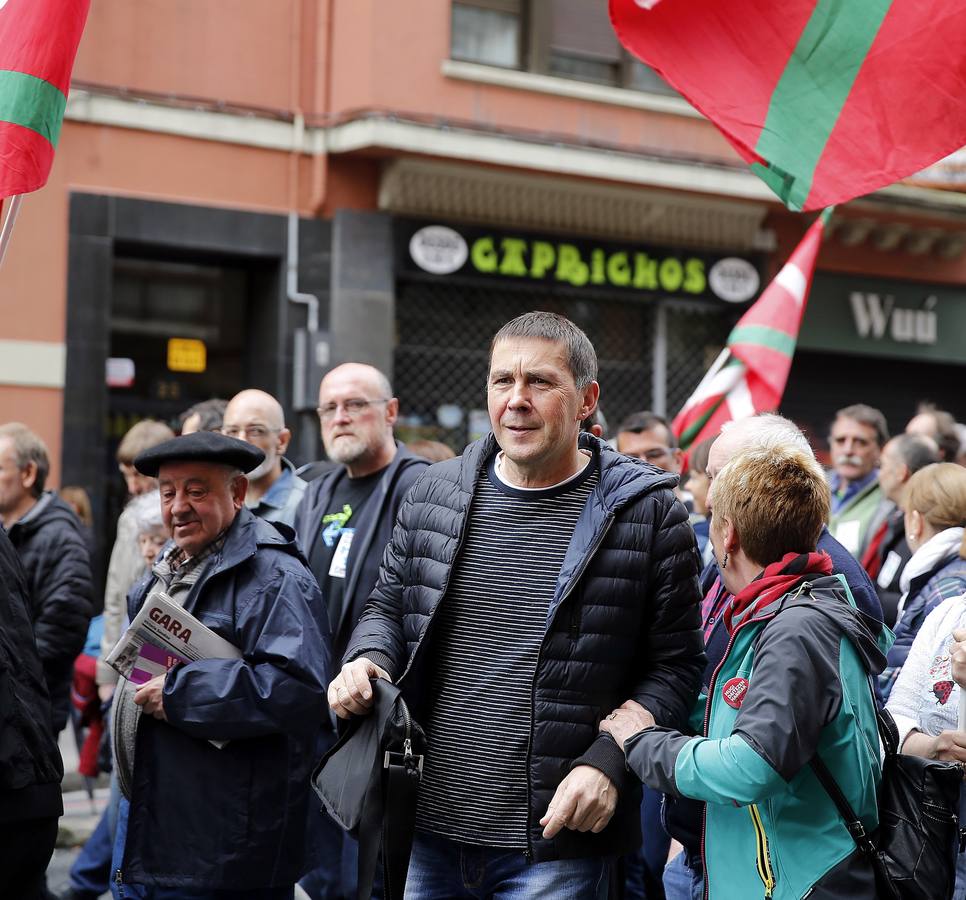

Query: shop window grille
393,278,656,453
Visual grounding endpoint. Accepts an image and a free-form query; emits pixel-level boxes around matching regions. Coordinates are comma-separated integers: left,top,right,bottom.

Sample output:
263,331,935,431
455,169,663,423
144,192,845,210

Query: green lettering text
659,258,684,292
590,249,607,285
633,253,658,290
530,241,556,278
606,252,631,287
499,238,528,276
556,244,589,286
471,237,498,273
684,258,706,294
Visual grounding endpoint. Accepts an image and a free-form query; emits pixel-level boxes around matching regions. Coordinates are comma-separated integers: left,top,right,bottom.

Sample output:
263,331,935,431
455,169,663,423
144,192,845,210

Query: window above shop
449,0,677,97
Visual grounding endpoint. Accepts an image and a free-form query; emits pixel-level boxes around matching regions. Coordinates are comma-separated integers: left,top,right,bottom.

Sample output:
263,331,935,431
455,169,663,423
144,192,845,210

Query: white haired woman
601,444,888,899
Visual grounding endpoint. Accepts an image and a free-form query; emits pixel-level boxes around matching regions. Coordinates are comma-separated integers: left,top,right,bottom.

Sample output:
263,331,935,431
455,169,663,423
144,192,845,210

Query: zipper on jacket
699,609,781,900
524,513,615,860
749,803,777,898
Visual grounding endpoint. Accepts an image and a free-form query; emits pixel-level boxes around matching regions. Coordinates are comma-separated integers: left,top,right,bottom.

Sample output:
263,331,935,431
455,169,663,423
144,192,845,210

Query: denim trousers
403,830,611,900
623,786,671,899
661,851,704,900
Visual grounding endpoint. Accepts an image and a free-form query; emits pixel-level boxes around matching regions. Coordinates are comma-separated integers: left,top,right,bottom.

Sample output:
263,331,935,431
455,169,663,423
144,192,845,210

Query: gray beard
325,436,368,465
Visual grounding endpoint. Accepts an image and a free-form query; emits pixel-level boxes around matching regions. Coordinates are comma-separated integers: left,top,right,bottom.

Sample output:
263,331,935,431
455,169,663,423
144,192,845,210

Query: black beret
133,432,265,477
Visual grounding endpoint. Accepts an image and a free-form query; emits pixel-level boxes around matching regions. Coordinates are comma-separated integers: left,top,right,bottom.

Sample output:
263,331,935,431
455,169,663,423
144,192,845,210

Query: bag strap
809,754,877,857
356,688,424,900
380,746,423,900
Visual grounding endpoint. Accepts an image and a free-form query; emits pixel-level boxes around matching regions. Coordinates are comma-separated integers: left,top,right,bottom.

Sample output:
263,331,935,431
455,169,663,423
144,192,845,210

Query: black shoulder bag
811,702,963,900
312,679,426,900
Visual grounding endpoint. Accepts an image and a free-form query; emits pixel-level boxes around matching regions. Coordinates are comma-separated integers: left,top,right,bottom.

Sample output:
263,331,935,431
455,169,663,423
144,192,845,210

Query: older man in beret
108,432,332,900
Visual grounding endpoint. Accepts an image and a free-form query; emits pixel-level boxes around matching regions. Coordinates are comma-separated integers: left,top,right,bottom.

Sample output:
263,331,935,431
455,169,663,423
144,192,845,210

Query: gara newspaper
107,591,241,685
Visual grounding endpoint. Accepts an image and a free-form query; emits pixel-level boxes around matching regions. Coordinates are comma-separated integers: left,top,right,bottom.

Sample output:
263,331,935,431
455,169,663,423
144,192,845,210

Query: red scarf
724,551,833,635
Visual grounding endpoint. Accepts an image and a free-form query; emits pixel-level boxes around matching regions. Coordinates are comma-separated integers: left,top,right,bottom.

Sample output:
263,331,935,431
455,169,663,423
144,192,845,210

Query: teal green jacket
626,575,891,899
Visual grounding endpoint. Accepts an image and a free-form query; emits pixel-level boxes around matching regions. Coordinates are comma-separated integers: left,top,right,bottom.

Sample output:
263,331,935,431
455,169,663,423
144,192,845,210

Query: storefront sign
798,273,966,364
397,220,762,304
167,338,207,373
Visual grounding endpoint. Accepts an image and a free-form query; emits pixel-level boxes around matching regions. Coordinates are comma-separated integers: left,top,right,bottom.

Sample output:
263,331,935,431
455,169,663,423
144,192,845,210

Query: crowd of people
3,310,966,899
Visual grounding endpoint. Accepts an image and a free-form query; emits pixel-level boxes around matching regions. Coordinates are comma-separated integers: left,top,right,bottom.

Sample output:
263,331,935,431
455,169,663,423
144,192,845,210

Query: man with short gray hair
0,422,93,734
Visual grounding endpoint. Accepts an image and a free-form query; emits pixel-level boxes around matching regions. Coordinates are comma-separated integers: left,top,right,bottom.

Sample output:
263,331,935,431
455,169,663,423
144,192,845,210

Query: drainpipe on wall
287,199,326,412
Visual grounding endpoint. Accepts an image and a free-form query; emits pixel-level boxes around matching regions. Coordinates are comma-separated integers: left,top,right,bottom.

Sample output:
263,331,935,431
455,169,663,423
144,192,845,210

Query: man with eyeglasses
616,410,693,510
295,363,427,900
221,389,307,527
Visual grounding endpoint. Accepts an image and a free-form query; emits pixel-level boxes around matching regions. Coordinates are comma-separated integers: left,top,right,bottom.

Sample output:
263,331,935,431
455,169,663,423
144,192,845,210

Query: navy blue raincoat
120,508,331,890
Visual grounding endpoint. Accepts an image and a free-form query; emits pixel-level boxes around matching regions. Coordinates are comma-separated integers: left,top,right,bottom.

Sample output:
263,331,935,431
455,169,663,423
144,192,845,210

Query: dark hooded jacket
7,491,93,733
0,527,63,824
120,509,331,890
628,574,887,900
295,441,428,660
344,432,705,862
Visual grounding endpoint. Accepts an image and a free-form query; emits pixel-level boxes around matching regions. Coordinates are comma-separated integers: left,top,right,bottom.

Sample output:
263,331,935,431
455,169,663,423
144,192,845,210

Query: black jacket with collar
7,491,93,733
344,433,705,862
0,527,63,824
294,442,428,660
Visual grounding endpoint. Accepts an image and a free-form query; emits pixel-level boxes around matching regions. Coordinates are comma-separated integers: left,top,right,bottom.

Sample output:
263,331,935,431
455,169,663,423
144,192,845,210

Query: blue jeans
662,851,703,900
110,796,294,900
404,830,610,899
70,807,113,896
624,786,670,899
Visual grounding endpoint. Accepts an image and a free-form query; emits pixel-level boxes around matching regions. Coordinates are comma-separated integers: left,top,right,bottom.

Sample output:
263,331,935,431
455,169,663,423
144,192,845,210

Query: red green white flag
671,211,828,451
0,0,90,198
610,0,966,211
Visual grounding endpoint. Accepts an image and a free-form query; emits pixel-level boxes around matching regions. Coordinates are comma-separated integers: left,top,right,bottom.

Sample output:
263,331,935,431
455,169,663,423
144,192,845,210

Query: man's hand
97,683,115,704
133,674,167,721
598,699,656,749
327,657,392,720
539,765,617,838
951,629,966,688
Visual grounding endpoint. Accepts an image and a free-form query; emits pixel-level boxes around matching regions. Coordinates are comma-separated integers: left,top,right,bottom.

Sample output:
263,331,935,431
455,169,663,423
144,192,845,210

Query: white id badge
834,519,862,556
877,550,902,588
328,528,355,579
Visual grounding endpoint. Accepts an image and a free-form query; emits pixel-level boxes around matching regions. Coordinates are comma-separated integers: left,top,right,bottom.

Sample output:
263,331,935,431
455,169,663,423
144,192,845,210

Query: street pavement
46,726,111,899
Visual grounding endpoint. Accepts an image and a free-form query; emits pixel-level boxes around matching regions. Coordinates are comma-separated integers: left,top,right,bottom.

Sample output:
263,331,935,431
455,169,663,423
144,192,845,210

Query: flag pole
0,194,23,271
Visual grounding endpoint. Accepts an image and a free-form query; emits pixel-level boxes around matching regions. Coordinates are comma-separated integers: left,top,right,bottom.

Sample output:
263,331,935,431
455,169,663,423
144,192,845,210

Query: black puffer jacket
8,491,94,733
345,433,705,861
0,527,63,824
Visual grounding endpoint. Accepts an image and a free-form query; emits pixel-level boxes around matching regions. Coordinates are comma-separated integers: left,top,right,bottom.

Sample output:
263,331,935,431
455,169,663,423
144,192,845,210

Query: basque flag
610,0,966,211
671,212,828,451
0,0,90,198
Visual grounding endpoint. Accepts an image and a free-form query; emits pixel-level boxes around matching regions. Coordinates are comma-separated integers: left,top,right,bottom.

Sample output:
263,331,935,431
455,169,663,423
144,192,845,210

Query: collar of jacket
456,432,681,627
457,431,679,508
900,525,965,594
165,507,302,614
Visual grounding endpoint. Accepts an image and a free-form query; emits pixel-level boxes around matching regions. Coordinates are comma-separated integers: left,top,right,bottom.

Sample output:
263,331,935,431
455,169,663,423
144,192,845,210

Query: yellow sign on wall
167,338,207,373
